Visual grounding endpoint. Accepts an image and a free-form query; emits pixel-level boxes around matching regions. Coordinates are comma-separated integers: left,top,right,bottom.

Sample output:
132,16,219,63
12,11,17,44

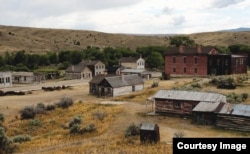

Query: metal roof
218,104,250,117
151,90,226,102
140,122,157,131
192,102,224,112
104,74,144,88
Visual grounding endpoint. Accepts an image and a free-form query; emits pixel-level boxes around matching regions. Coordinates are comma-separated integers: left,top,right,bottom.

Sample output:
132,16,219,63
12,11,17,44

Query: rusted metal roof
151,90,226,102
218,104,250,117
140,122,157,131
193,102,225,112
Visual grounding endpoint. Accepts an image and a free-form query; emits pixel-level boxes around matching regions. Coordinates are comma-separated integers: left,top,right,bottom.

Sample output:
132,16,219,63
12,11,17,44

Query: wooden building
12,72,45,84
119,56,145,69
0,72,12,88
65,64,92,80
149,90,226,117
120,68,151,80
192,102,225,125
89,74,144,97
65,60,105,79
163,45,248,78
216,104,250,132
140,122,160,144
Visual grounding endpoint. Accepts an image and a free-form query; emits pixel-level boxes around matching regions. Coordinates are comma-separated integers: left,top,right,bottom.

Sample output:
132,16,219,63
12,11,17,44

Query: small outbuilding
140,122,160,144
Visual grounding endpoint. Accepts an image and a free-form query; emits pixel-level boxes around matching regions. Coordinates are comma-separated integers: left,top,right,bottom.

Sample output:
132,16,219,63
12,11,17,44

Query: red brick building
163,46,248,78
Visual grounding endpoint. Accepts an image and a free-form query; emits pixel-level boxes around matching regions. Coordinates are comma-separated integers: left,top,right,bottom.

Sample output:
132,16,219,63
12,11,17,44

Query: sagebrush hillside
0,25,250,54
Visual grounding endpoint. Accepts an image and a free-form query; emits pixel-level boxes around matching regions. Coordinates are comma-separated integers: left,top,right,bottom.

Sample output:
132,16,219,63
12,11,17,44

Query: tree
170,35,195,47
147,52,164,69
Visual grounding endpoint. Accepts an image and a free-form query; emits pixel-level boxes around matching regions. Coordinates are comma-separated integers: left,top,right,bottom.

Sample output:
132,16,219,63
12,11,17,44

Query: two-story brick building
163,45,248,78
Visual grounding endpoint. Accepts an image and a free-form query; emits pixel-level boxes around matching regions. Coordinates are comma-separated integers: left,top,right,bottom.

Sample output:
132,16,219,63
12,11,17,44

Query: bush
20,106,36,120
69,115,82,128
79,124,96,134
46,104,56,111
12,135,31,143
34,103,46,114
28,119,41,127
0,113,4,123
173,131,185,138
151,81,159,88
56,97,73,109
0,127,16,153
92,111,107,121
70,124,81,134
124,123,140,138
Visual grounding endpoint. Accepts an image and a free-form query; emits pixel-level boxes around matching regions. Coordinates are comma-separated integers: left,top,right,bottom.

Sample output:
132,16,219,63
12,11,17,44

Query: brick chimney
196,45,202,53
179,45,185,53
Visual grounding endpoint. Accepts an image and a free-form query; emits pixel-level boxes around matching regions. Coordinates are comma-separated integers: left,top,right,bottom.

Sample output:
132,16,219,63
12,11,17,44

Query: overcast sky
1,0,250,34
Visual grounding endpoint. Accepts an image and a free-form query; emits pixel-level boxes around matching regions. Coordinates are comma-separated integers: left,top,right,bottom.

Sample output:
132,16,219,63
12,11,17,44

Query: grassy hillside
0,25,250,54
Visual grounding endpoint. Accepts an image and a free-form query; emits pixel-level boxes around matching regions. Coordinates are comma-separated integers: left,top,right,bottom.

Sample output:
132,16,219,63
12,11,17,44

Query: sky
0,0,250,34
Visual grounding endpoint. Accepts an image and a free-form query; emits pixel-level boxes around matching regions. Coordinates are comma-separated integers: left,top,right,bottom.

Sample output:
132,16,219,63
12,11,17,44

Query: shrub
69,115,82,128
92,111,107,121
151,81,159,88
242,93,248,101
20,106,36,120
46,104,56,111
0,127,16,153
34,103,46,114
12,135,31,143
173,131,185,138
28,119,41,127
124,123,140,138
56,97,73,109
79,124,96,134
70,124,81,134
0,113,4,123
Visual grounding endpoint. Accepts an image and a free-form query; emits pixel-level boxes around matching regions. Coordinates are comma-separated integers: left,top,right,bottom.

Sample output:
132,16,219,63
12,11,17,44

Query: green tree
14,51,27,65
147,52,164,69
170,35,195,47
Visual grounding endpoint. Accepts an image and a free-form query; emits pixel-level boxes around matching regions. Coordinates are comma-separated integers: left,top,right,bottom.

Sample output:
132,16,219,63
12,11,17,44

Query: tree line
0,46,166,72
1,36,250,72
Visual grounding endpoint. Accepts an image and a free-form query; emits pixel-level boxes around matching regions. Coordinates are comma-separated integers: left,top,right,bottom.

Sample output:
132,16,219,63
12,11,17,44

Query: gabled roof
65,64,89,73
89,74,116,84
150,90,226,102
104,74,144,88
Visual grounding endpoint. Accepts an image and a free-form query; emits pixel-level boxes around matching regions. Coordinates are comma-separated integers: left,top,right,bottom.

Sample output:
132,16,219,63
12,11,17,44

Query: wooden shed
192,102,225,125
149,90,226,117
140,122,160,144
216,104,250,132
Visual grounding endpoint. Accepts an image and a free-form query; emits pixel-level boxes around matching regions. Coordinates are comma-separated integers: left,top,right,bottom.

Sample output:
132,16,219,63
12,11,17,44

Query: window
173,67,176,73
173,101,181,109
194,57,198,64
183,57,186,63
184,67,186,73
194,68,197,74
173,57,176,63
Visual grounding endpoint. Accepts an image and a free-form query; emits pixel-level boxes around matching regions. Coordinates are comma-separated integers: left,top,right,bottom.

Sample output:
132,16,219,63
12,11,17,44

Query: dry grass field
1,76,250,154
1,25,250,54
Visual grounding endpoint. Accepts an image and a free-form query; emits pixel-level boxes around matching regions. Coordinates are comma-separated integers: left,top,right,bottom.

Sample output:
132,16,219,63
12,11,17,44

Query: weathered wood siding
113,86,132,97
155,99,199,116
216,114,250,132
192,112,216,125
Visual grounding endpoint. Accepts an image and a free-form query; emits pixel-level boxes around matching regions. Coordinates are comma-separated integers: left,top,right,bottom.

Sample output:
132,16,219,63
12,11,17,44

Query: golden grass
6,102,123,153
3,76,250,153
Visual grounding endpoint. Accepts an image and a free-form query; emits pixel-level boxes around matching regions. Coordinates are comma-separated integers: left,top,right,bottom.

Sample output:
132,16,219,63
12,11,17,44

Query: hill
1,25,250,54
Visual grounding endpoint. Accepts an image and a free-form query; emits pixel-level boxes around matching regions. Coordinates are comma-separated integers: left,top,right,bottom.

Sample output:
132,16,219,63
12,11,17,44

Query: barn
149,90,226,117
216,104,250,132
140,122,160,144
